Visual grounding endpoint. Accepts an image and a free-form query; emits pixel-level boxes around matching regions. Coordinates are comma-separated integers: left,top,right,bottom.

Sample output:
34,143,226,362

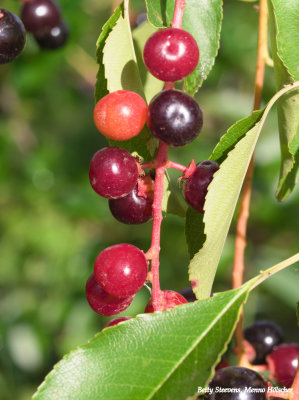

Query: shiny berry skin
266,343,299,387
143,28,199,82
183,160,219,212
34,20,68,49
147,90,203,146
244,320,284,365
94,244,148,298
85,274,133,316
145,290,188,313
204,367,268,400
104,316,132,328
94,90,147,141
109,181,153,225
21,0,61,34
89,147,138,199
0,9,26,64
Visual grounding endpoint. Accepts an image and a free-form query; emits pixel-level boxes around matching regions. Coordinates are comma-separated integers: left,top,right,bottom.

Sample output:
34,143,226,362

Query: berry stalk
233,0,268,365
147,142,168,310
171,0,186,29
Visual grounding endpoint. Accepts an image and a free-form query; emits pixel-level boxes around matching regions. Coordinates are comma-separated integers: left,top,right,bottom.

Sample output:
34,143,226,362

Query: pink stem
167,161,188,172
148,142,168,311
291,359,299,399
142,161,155,169
171,0,186,29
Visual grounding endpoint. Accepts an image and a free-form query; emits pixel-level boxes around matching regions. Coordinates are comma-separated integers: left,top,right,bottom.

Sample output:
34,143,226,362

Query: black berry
0,9,26,64
204,366,268,400
21,0,61,34
183,160,219,212
34,20,68,50
147,89,203,146
244,320,284,364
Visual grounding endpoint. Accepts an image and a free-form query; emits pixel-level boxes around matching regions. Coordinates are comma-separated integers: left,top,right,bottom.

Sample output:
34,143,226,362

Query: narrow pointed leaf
187,83,299,300
268,0,299,201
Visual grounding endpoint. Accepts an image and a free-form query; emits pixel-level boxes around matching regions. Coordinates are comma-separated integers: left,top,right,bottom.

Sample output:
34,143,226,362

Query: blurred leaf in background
0,0,298,399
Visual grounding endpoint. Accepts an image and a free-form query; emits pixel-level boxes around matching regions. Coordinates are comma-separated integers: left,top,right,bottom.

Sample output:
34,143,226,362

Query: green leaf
187,83,299,300
268,0,299,201
33,283,250,400
95,2,155,162
145,0,223,94
132,22,164,103
185,208,205,259
32,253,299,400
162,172,186,218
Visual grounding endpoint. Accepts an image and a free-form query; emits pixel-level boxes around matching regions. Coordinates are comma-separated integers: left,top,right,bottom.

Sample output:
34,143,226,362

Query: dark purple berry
244,320,284,365
21,0,61,34
34,20,68,49
109,178,153,225
94,244,148,298
104,316,132,328
143,28,199,82
85,274,133,316
147,89,203,146
89,147,138,199
179,287,197,302
204,367,268,400
267,343,299,388
0,9,26,64
183,160,219,212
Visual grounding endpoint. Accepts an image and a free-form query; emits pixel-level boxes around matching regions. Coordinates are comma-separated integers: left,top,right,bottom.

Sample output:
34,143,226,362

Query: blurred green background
0,0,298,398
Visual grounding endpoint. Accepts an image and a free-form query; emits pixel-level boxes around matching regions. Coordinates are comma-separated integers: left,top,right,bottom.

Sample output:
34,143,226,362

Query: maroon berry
34,20,68,49
21,0,61,34
104,316,132,328
109,177,153,225
143,27,199,82
204,367,268,400
183,160,219,212
94,244,148,298
85,274,133,316
244,320,284,365
145,290,188,313
267,343,299,387
89,147,138,199
147,89,203,146
0,9,26,64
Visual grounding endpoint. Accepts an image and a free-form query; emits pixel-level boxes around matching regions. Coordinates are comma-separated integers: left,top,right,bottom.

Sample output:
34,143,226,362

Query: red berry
94,90,147,141
85,274,133,316
104,316,132,328
89,147,138,199
266,343,299,387
94,244,148,298
143,28,199,82
145,290,188,313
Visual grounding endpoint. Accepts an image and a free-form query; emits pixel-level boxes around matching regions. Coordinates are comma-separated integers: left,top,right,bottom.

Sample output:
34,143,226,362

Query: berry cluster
186,293,299,395
85,23,223,322
0,0,68,65
21,0,68,49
